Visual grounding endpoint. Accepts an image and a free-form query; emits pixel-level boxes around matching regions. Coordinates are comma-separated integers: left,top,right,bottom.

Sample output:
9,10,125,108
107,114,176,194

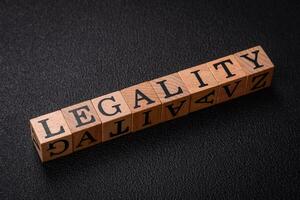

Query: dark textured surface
0,0,299,199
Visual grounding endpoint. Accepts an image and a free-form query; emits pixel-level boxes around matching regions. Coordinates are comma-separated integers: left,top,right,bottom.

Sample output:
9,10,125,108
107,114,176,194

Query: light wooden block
207,55,247,103
30,111,73,162
91,91,132,142
61,100,102,152
150,73,190,122
234,45,274,94
121,82,162,132
179,63,219,112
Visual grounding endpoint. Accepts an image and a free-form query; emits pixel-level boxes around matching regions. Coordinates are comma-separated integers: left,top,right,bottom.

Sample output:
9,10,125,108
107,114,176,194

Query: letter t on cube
207,55,247,103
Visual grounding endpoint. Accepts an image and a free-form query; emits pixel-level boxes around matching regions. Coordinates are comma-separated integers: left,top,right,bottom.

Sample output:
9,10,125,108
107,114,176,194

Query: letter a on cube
121,81,162,132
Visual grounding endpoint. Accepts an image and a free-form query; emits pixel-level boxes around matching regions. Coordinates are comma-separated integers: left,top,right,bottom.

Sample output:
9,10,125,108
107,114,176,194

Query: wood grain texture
150,73,190,121
179,63,219,112
91,91,132,142
29,111,73,162
61,100,102,151
121,81,162,132
207,55,247,103
234,45,274,94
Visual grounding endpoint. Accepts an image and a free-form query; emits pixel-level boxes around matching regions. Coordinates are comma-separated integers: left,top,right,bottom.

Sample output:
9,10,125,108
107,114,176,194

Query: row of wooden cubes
30,45,274,162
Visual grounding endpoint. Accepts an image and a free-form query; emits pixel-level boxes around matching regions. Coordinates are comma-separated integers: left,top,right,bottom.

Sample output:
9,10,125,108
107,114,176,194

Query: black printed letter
38,118,65,139
156,80,183,98
76,131,97,148
223,80,241,97
110,119,129,137
47,140,69,157
190,70,208,88
194,90,215,104
142,110,152,126
166,100,186,117
251,72,269,90
213,59,236,78
134,89,155,109
98,96,121,116
68,105,96,127
240,50,264,69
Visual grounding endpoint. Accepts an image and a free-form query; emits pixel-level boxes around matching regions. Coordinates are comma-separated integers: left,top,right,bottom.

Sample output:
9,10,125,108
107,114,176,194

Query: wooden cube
61,100,102,152
91,91,132,142
234,45,274,94
30,111,73,162
179,63,219,112
207,55,247,103
121,82,162,132
150,73,190,122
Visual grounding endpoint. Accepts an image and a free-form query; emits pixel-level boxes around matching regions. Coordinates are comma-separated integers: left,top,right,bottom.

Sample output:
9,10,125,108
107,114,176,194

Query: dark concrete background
1,0,299,199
